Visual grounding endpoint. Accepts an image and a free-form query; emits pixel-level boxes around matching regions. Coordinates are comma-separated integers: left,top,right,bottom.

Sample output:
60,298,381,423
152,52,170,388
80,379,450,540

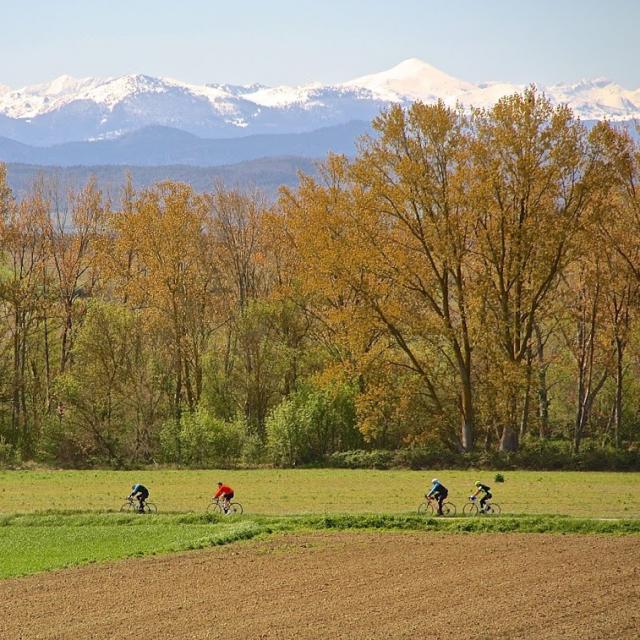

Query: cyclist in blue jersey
129,483,150,513
427,478,448,516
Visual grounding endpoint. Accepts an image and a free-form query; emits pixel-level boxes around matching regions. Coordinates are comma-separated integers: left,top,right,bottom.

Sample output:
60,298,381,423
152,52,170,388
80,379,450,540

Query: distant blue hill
4,157,321,201
0,121,371,167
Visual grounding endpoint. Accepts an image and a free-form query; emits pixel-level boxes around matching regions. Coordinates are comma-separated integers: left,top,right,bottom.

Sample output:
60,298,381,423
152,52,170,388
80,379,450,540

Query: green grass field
0,512,265,578
1,468,638,580
1,468,638,517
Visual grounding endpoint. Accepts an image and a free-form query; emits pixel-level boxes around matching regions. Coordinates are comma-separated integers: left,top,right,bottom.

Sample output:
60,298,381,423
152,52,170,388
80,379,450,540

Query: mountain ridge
2,59,639,145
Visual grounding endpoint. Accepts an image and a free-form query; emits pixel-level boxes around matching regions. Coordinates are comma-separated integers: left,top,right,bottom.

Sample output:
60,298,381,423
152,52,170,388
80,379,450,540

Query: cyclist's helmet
131,484,136,490
474,481,482,487
217,481,223,485
432,478,439,484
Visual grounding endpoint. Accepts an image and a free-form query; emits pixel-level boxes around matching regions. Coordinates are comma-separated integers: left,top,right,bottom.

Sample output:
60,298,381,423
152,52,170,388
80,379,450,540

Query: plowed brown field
1,531,638,639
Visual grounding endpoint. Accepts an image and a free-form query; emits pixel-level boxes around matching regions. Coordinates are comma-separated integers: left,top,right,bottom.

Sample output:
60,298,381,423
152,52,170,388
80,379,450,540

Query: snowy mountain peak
86,74,174,107
558,77,615,91
239,81,324,108
344,57,475,101
43,74,85,95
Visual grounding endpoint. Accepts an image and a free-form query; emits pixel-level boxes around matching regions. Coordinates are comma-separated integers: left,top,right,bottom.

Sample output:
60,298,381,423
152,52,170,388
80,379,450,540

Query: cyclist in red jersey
214,482,234,513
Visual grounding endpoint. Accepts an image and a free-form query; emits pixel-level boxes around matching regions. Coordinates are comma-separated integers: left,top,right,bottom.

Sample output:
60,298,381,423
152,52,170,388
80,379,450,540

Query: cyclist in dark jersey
427,478,448,516
472,481,492,512
129,483,150,513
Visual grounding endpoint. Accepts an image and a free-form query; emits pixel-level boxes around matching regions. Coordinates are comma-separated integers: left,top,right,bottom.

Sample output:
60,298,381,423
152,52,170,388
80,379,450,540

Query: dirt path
2,531,639,639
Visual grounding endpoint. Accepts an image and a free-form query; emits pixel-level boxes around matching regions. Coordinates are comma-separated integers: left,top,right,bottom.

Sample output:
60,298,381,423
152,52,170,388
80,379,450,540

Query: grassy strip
3,511,640,532
0,511,225,527
2,468,638,518
305,513,640,535
1,512,639,579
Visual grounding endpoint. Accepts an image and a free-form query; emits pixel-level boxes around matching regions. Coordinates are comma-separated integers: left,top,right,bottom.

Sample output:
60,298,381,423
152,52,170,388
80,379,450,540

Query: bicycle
207,496,243,516
462,495,501,516
417,495,457,517
120,496,157,514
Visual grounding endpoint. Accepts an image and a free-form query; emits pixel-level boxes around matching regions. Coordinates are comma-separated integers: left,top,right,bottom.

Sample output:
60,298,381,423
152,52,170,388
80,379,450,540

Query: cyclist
426,478,448,516
213,481,234,513
471,481,492,513
129,483,150,513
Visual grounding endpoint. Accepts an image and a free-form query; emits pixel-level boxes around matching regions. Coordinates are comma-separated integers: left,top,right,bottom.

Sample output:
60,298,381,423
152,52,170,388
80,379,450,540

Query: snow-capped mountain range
1,59,638,147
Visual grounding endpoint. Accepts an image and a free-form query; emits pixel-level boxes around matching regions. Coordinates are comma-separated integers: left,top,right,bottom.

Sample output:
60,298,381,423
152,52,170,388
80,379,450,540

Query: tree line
1,88,639,467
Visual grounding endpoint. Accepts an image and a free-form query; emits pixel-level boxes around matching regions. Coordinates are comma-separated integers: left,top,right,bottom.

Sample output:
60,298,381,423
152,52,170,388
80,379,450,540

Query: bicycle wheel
142,502,157,514
485,503,501,516
463,502,479,516
120,500,136,513
418,501,434,515
206,501,223,513
442,501,456,517
227,502,243,515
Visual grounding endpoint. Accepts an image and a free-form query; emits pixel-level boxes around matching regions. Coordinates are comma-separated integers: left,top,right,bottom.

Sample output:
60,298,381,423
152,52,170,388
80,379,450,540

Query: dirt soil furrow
1,531,639,639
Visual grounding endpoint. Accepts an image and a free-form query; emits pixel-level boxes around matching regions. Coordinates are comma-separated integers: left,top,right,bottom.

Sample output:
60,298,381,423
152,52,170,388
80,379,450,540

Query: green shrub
0,436,19,468
37,415,85,468
321,441,640,471
392,446,461,469
575,446,640,471
494,473,505,483
265,398,306,466
160,409,247,467
241,433,266,465
326,449,394,469
266,383,361,466
159,418,181,464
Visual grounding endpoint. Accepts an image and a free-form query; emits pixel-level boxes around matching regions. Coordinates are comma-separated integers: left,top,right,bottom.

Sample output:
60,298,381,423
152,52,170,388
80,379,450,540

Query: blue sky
2,0,638,87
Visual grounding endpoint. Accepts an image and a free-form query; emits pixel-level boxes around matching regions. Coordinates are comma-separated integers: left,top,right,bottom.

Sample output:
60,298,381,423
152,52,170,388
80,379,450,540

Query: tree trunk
460,380,475,452
519,349,533,441
574,371,607,454
20,332,30,457
500,387,520,452
500,425,519,452
60,301,73,373
11,309,23,447
534,324,549,439
613,336,624,449
42,275,52,412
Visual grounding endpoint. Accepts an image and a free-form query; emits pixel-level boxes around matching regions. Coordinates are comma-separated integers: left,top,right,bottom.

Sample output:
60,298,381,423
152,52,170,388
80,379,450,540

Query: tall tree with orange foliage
107,181,221,419
281,101,479,450
0,170,49,455
46,179,108,375
468,89,600,450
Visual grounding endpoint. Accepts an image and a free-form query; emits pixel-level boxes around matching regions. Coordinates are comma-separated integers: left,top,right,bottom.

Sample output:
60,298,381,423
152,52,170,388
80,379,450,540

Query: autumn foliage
1,89,640,466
